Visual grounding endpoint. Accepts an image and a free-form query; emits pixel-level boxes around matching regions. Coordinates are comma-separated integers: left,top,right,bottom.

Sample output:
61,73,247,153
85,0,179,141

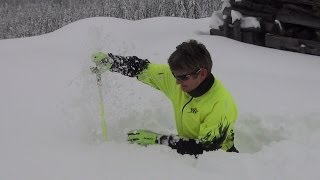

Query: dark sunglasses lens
175,75,188,81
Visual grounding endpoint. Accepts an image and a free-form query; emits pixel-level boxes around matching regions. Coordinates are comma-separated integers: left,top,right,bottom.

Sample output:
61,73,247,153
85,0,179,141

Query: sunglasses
172,69,201,81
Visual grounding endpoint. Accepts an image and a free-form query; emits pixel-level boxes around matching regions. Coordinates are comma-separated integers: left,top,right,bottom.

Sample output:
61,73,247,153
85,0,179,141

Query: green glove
127,129,161,146
90,52,113,74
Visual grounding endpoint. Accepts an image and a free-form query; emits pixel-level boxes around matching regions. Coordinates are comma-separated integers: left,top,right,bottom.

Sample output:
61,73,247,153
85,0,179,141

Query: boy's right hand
90,52,113,74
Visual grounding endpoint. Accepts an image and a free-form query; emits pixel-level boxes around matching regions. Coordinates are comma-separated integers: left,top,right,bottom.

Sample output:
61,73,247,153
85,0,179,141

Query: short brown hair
168,40,212,72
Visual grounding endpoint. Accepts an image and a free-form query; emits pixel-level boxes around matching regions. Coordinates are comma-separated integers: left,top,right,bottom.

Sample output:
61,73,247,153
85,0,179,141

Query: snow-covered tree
0,0,222,39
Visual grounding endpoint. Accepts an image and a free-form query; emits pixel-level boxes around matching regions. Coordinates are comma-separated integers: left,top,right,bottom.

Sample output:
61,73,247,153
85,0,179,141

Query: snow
210,8,260,30
240,16,260,29
231,10,260,29
209,11,224,29
275,19,284,31
1,16,320,180
231,10,242,23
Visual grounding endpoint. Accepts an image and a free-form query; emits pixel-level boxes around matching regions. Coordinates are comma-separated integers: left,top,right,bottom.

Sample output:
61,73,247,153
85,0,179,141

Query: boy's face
171,68,207,93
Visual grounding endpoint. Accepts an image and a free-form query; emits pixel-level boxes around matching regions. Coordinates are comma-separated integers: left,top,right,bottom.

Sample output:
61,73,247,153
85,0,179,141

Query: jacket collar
188,73,215,97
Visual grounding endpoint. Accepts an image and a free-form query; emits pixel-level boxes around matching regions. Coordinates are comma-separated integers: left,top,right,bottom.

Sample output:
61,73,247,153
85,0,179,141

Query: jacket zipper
181,97,193,135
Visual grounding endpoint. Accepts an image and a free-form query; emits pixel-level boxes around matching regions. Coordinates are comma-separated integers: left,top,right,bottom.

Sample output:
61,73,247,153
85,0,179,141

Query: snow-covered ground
1,16,320,180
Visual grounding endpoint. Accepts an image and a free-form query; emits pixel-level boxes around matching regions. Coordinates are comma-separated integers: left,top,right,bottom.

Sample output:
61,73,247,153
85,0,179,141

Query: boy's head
168,40,212,93
168,39,212,72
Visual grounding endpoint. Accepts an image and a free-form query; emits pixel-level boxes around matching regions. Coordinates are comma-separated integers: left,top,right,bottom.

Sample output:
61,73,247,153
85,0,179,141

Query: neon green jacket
137,63,238,151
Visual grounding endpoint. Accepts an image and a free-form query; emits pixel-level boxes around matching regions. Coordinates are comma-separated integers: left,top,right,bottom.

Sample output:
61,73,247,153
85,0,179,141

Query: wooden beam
277,8,320,29
223,7,275,21
210,28,225,36
265,33,320,56
223,16,232,37
282,0,320,7
230,0,281,13
233,19,242,41
283,4,320,18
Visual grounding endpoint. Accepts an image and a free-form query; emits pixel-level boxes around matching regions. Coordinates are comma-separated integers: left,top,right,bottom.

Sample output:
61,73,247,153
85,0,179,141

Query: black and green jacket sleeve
159,127,231,156
107,53,150,77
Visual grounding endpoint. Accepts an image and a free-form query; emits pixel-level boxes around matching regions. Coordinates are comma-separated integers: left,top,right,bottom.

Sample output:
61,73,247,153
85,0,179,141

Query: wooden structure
210,0,320,56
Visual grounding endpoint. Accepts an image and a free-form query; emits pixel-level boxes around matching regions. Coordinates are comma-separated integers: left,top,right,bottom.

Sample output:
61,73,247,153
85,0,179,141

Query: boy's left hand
127,129,160,146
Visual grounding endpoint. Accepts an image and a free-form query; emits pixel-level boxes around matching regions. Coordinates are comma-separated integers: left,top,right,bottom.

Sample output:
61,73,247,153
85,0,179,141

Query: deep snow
1,17,320,180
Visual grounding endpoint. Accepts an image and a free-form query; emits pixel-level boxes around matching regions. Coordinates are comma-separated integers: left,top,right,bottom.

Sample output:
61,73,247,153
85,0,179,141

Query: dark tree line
0,0,222,39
